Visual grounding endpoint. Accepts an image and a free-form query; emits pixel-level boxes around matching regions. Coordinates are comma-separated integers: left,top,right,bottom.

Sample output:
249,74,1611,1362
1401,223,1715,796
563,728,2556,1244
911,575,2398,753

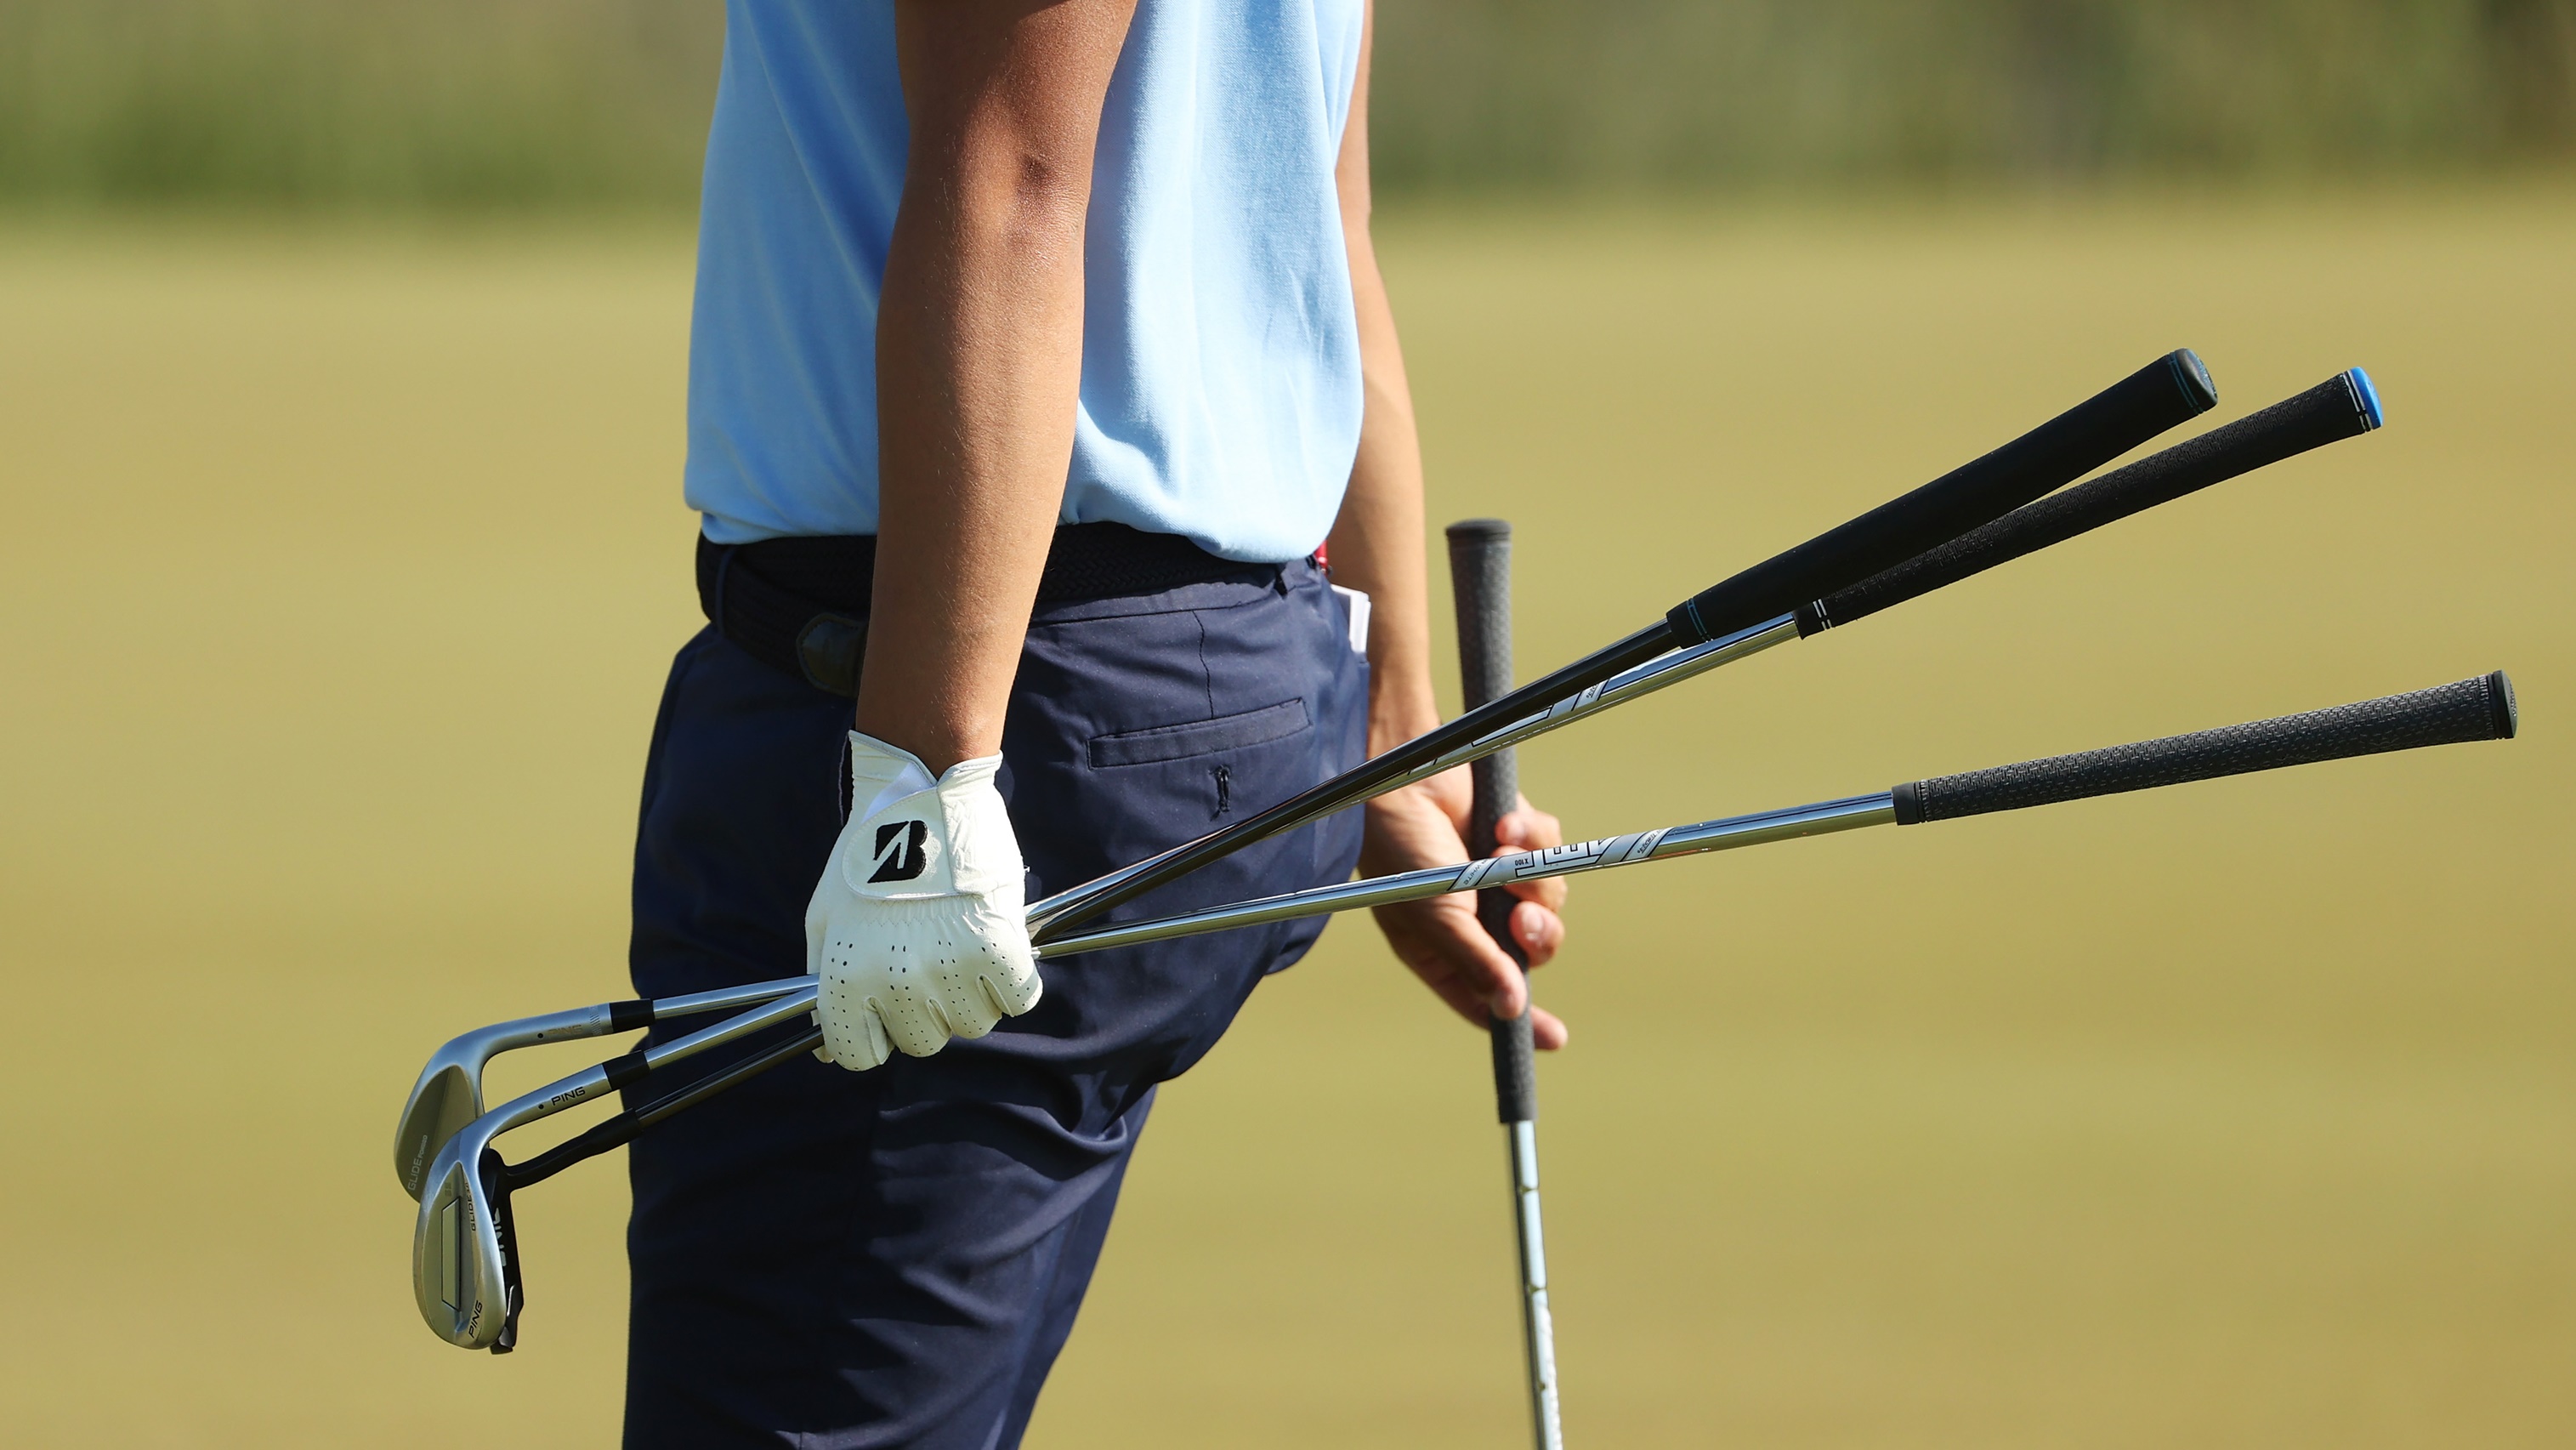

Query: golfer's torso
684,0,1368,564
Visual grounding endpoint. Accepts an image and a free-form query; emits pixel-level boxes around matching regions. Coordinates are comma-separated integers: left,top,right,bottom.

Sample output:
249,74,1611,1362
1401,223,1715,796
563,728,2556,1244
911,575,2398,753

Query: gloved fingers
866,954,960,1058
817,953,896,1071
970,930,1042,1019
932,972,1005,1041
922,930,1003,1039
930,908,1039,1038
917,962,1040,1043
817,996,893,1071
809,1009,837,1065
979,960,1042,1020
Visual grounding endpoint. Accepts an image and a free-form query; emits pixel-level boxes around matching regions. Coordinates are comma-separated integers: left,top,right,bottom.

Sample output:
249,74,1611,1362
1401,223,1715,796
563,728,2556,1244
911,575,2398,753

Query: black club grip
1893,672,2517,825
1807,369,2381,631
1447,519,1539,1126
1665,350,2216,646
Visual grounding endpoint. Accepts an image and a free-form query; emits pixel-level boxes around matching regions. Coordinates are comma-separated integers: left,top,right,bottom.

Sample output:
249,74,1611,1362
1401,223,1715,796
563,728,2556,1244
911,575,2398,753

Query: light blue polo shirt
685,0,1368,564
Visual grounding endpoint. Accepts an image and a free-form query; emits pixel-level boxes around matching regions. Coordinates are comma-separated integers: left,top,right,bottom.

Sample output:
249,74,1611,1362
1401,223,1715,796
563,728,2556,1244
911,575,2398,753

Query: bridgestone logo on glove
869,821,929,883
806,732,1044,1071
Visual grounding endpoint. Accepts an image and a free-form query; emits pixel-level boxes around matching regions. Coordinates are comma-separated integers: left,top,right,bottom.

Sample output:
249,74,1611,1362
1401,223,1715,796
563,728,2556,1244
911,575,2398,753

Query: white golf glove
805,731,1043,1071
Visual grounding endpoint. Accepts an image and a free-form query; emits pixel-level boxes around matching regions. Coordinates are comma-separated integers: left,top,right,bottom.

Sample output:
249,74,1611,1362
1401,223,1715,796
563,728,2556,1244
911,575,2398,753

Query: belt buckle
795,613,866,697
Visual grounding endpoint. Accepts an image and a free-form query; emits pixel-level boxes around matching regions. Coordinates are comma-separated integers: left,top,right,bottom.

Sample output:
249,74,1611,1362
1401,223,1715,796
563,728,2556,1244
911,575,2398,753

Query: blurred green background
3,0,2573,207
1,3,2570,1448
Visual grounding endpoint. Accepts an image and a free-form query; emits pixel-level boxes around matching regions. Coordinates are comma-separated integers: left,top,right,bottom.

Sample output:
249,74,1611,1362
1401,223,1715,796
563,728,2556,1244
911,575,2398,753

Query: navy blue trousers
623,559,1368,1448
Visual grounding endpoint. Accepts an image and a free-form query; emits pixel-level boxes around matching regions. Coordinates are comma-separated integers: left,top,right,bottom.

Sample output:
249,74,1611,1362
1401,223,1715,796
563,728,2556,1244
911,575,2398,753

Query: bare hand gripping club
418,672,2516,1350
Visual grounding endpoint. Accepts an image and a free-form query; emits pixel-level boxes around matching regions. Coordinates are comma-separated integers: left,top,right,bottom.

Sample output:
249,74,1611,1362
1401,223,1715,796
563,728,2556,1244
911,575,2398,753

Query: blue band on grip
2170,349,2219,412
2343,367,2386,430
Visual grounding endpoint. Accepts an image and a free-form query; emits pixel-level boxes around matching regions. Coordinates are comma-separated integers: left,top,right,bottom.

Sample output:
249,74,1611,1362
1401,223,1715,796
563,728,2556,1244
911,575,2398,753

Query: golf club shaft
1039,673,2516,957
423,353,2342,1183
469,987,820,1149
1329,369,2377,801
421,353,2242,1184
496,975,817,1054
503,1026,828,1191
394,973,819,1198
1449,520,1565,1450
1804,369,2382,633
421,354,2246,1122
484,673,2516,1191
1025,350,2215,941
445,362,2412,1182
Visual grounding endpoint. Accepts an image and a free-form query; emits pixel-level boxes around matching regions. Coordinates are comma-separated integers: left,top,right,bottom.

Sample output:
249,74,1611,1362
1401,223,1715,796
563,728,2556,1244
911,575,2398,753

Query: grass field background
0,188,2568,1445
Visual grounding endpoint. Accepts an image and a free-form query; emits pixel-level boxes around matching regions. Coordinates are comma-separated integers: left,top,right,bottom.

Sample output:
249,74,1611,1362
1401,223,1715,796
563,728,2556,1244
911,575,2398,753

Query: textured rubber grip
1665,350,2215,646
1808,369,2380,632
1447,520,1539,1126
1892,672,2516,825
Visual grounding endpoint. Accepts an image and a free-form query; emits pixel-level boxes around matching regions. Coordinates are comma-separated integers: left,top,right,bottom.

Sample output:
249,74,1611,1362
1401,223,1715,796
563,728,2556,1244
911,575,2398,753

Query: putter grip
1893,672,2516,824
1448,520,1538,1126
1665,350,2216,645
1809,369,2380,630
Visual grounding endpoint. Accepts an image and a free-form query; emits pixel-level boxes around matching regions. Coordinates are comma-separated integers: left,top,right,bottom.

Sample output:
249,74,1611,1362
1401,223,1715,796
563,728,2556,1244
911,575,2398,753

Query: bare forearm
863,194,1083,770
859,0,1137,771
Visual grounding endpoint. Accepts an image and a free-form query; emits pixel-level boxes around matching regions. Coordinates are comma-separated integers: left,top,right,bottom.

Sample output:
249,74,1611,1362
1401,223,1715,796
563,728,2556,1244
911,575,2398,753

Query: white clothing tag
1331,584,1372,657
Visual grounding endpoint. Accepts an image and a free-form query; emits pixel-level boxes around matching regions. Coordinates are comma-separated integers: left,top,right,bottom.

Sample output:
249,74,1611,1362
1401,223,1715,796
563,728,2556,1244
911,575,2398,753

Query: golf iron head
411,986,825,1348
394,975,809,1200
413,1102,527,1350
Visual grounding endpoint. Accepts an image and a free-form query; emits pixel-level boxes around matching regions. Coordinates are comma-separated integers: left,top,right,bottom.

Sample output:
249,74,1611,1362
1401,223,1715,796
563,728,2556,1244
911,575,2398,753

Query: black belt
697,525,1285,696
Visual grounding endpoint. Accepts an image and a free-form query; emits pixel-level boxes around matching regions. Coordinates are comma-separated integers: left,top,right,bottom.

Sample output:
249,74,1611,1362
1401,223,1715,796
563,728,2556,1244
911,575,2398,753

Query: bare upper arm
1335,0,1376,236
894,0,1139,223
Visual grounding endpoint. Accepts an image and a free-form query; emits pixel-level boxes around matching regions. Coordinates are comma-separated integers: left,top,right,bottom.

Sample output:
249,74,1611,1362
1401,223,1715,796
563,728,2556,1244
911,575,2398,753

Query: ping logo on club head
869,820,930,883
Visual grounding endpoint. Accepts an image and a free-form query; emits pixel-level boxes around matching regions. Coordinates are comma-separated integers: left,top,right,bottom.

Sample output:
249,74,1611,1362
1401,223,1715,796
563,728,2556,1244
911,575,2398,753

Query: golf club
412,987,820,1350
1449,518,1565,1450
397,366,2384,1203
423,670,2517,1350
1024,350,2217,941
1358,370,2385,802
1803,367,2383,633
395,975,812,1199
399,350,2247,1187
1036,672,2516,954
